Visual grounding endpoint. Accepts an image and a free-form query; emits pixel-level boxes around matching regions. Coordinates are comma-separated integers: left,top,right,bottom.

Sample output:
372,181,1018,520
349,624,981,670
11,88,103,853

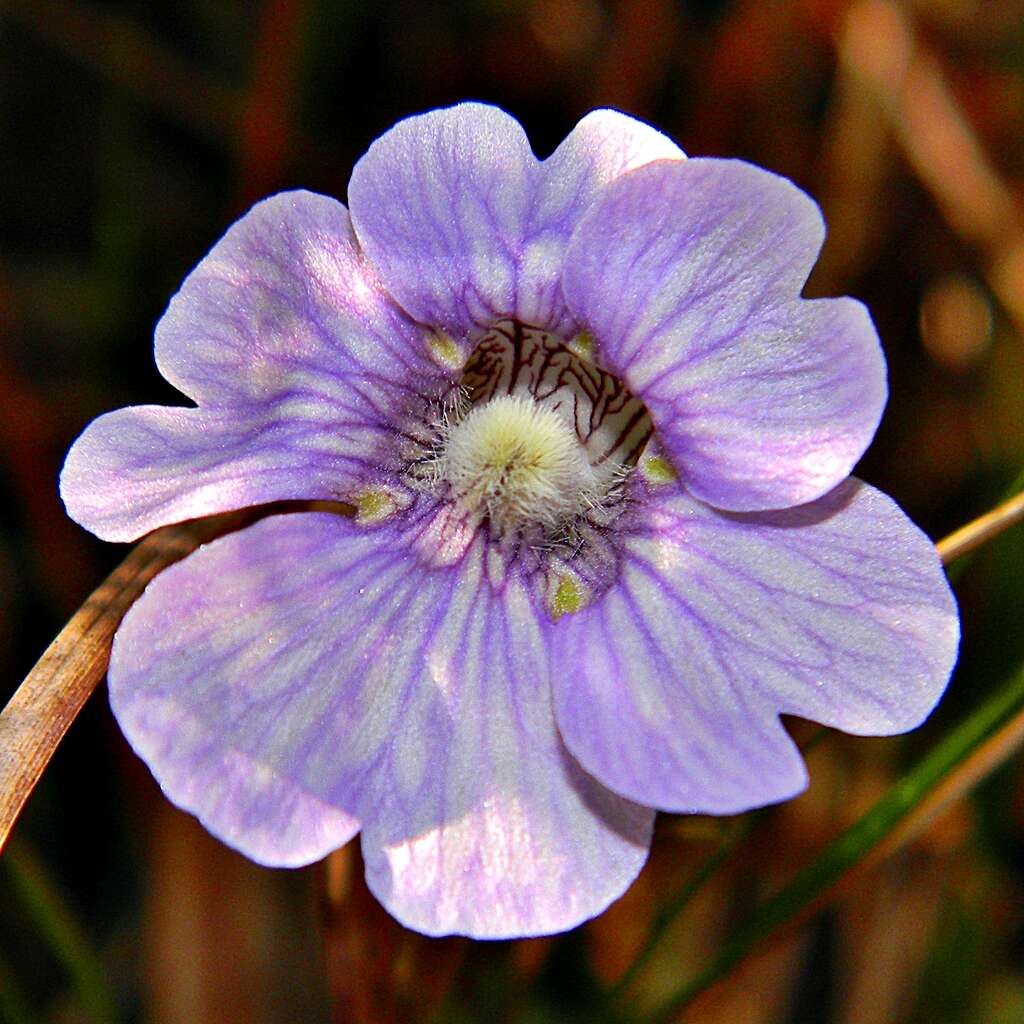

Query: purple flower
61,103,959,938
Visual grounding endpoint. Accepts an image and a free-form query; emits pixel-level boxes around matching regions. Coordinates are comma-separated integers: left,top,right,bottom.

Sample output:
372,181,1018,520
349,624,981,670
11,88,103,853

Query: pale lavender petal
562,159,887,511
521,109,684,334
110,508,650,937
348,103,682,337
110,513,375,866
358,511,652,938
551,478,959,814
62,190,447,541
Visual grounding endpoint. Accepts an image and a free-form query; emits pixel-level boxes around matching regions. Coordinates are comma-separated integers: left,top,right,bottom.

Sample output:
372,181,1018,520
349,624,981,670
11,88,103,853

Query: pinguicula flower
61,103,959,938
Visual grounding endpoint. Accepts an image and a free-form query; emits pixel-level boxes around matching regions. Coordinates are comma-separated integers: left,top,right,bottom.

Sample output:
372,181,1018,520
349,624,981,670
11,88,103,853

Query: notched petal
551,478,959,813
349,102,684,338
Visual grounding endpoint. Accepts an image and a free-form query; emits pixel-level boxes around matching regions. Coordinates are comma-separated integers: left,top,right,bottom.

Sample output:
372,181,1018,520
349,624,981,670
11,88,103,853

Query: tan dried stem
0,511,255,854
936,487,1024,565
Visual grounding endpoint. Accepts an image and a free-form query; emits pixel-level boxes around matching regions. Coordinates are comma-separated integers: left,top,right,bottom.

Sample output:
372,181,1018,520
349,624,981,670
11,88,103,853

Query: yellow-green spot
568,330,594,360
642,455,677,484
551,575,585,620
428,331,463,369
354,490,393,524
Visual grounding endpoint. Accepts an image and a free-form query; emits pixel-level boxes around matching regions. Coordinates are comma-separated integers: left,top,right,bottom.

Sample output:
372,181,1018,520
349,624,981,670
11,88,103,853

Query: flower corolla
61,103,959,938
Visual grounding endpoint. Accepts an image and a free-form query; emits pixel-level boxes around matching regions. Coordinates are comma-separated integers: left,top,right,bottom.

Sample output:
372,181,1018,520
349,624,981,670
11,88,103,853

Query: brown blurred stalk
316,845,467,1024
839,0,1024,337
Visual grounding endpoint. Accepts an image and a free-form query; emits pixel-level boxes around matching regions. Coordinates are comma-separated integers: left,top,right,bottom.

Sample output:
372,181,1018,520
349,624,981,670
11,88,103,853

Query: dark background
2,1,1024,1021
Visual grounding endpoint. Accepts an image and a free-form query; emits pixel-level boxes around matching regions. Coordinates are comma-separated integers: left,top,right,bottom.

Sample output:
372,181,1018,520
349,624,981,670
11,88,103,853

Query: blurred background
2,0,1024,1021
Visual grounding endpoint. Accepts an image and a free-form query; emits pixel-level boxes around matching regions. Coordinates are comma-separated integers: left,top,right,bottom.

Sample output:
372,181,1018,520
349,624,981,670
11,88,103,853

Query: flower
61,102,959,939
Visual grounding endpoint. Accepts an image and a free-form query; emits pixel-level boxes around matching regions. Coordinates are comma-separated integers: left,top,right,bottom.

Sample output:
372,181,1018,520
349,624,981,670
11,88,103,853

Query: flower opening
412,320,650,547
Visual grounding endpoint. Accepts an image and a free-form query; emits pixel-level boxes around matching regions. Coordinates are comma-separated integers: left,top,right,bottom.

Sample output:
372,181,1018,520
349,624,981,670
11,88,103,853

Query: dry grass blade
0,502,353,856
936,488,1024,565
0,511,252,854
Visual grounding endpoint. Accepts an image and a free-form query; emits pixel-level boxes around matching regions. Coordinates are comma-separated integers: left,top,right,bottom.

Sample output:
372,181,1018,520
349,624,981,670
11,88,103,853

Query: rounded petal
551,478,959,814
110,507,651,937
562,159,887,511
62,190,446,541
358,511,652,938
348,103,682,337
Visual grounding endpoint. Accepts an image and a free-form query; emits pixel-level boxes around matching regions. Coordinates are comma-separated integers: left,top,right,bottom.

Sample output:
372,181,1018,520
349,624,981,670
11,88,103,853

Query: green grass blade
607,819,753,1002
642,657,1024,1023
2,841,119,1024
608,728,830,1002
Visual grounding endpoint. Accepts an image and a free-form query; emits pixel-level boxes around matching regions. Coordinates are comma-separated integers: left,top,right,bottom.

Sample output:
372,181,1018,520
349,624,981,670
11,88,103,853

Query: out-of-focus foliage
2,1,1024,1021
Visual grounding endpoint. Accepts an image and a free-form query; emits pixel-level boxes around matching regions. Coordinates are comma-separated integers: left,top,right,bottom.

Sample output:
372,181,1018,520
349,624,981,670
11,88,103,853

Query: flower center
440,395,599,535
415,320,653,545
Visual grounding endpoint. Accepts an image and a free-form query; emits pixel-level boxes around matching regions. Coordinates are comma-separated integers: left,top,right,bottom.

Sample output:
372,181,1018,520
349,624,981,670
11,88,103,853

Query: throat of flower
440,395,599,536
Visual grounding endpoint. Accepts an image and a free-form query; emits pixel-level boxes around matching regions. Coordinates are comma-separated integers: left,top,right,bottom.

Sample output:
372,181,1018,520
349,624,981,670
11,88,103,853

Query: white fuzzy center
405,322,652,545
441,395,599,534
